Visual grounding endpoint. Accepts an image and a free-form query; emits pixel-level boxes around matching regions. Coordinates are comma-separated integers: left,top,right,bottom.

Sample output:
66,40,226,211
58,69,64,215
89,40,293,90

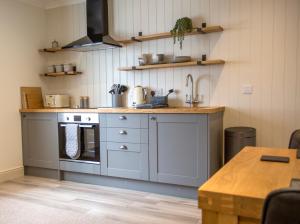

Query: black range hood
62,0,122,51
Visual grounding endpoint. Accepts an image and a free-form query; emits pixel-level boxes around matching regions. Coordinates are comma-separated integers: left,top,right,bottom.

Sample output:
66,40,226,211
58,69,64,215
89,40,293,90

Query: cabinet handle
119,130,127,135
150,117,156,121
119,116,127,120
120,145,128,150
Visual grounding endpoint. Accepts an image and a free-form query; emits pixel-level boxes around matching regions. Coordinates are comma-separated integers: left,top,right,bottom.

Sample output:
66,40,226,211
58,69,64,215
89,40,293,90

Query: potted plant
170,17,193,49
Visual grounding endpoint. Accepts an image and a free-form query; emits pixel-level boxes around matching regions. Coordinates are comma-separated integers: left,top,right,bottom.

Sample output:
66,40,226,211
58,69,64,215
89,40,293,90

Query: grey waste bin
225,127,256,163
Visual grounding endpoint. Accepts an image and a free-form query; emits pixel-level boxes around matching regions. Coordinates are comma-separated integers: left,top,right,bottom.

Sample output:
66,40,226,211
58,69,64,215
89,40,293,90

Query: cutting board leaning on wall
20,87,44,109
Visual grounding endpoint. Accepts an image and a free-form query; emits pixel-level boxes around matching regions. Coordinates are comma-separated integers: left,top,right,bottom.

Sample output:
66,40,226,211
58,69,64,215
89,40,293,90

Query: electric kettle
132,86,147,106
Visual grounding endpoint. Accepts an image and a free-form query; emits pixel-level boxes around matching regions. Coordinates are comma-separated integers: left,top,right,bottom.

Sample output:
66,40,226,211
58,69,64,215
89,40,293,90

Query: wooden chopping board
20,87,44,109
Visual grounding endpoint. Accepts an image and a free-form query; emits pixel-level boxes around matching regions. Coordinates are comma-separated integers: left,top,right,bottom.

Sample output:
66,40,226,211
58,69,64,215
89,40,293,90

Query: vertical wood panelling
260,0,275,147
156,0,166,95
44,0,300,148
133,0,142,86
125,0,135,103
272,0,286,147
140,0,150,89
283,0,299,146
164,0,175,104
297,2,300,131
248,0,263,145
148,0,158,94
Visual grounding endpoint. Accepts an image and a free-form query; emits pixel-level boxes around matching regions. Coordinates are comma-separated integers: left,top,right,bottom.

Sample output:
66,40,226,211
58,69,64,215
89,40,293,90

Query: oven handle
79,125,95,128
59,124,95,128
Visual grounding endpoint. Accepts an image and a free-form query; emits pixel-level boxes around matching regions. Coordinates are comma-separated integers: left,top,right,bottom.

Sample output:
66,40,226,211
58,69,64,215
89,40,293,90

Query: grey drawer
59,160,100,175
107,142,141,152
106,128,148,143
101,114,148,128
106,143,149,180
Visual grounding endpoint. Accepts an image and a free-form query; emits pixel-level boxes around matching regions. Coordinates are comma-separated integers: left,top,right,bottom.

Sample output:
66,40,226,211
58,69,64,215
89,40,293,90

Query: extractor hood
62,0,122,51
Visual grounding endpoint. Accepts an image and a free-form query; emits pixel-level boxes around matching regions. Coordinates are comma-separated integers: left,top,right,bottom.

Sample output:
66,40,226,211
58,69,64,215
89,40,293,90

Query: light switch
241,85,253,95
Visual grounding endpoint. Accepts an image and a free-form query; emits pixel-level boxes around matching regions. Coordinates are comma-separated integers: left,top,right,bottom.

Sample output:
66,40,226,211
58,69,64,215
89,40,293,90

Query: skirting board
24,166,198,199
0,167,24,183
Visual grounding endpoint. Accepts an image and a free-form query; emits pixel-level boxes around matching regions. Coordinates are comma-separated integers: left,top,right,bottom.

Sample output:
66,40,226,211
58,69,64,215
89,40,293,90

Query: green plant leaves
170,17,193,50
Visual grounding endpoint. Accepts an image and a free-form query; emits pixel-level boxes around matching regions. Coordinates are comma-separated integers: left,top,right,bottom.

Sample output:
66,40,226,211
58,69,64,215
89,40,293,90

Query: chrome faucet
185,74,199,107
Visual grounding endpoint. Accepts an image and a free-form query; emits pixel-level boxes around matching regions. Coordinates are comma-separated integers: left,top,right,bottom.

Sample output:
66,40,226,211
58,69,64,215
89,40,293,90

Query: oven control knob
66,117,69,121
87,117,91,121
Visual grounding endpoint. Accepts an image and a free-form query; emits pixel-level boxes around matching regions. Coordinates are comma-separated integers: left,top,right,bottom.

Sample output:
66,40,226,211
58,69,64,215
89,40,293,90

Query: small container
47,65,55,73
63,64,73,72
80,96,90,108
138,57,146,66
112,94,123,108
151,54,164,64
55,64,63,73
140,54,152,65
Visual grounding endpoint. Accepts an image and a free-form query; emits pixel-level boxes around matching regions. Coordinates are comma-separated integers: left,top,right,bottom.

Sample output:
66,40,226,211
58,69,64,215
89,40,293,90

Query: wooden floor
0,176,201,224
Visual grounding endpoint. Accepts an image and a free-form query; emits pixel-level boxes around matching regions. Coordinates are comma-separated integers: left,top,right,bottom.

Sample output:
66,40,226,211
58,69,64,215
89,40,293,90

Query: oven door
59,123,100,163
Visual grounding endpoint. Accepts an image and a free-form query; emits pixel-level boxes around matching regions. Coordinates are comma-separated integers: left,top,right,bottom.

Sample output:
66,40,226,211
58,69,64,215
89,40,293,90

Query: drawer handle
150,116,156,121
120,145,128,150
119,130,127,135
119,116,127,120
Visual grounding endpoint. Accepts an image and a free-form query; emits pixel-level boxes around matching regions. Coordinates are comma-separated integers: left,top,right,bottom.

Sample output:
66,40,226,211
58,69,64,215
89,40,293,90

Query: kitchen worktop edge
19,106,225,114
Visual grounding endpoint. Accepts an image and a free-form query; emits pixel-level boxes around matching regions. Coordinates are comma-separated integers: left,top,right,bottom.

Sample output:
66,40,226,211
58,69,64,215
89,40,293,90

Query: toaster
44,94,70,108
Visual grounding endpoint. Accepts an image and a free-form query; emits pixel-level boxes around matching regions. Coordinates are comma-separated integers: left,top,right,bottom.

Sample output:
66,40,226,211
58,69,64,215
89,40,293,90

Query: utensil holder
112,94,123,108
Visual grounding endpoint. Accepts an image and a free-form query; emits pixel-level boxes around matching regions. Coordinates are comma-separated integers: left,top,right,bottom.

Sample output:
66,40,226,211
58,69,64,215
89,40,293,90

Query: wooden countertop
19,106,225,114
198,147,300,221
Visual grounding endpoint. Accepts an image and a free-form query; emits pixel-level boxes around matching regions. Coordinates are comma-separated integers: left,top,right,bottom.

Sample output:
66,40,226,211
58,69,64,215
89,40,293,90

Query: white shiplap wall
43,0,300,148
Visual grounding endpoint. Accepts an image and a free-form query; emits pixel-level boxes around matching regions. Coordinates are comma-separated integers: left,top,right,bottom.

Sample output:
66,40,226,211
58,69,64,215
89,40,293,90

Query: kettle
132,86,147,106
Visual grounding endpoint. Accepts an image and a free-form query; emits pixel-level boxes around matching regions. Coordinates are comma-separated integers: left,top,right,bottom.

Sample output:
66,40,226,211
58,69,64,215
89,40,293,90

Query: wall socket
241,84,253,95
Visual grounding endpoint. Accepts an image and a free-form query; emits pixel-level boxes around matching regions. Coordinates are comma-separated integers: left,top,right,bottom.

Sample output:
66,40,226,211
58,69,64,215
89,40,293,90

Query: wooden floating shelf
39,25,223,52
41,71,82,77
118,59,225,71
119,26,224,45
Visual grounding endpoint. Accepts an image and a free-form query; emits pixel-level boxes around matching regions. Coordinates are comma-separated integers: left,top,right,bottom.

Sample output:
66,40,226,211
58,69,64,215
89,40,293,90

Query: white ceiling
20,0,85,9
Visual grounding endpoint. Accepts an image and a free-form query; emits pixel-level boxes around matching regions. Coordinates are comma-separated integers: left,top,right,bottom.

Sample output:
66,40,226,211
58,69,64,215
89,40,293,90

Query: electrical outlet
241,85,253,95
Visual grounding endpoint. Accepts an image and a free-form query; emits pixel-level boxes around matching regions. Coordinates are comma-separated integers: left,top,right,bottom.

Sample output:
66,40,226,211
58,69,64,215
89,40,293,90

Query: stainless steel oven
58,113,100,164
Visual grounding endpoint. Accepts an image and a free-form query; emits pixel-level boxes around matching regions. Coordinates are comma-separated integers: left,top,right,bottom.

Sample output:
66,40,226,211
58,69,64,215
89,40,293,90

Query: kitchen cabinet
100,114,149,181
21,113,59,170
20,111,223,189
149,114,222,187
100,142,149,180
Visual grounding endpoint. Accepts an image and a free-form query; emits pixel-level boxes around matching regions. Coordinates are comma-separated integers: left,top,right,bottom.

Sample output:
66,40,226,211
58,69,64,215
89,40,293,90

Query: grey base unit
149,113,223,187
21,113,59,170
59,160,100,175
100,114,149,181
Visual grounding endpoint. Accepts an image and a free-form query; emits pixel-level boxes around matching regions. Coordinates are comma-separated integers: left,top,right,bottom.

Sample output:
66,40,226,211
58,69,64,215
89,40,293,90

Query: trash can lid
225,127,256,137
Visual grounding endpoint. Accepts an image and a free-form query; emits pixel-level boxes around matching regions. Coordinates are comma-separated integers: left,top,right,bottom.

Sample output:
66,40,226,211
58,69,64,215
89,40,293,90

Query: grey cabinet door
22,113,59,169
149,114,208,187
100,142,149,181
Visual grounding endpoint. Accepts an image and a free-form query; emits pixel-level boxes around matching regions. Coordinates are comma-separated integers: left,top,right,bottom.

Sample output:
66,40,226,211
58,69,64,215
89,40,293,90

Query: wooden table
198,147,300,224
